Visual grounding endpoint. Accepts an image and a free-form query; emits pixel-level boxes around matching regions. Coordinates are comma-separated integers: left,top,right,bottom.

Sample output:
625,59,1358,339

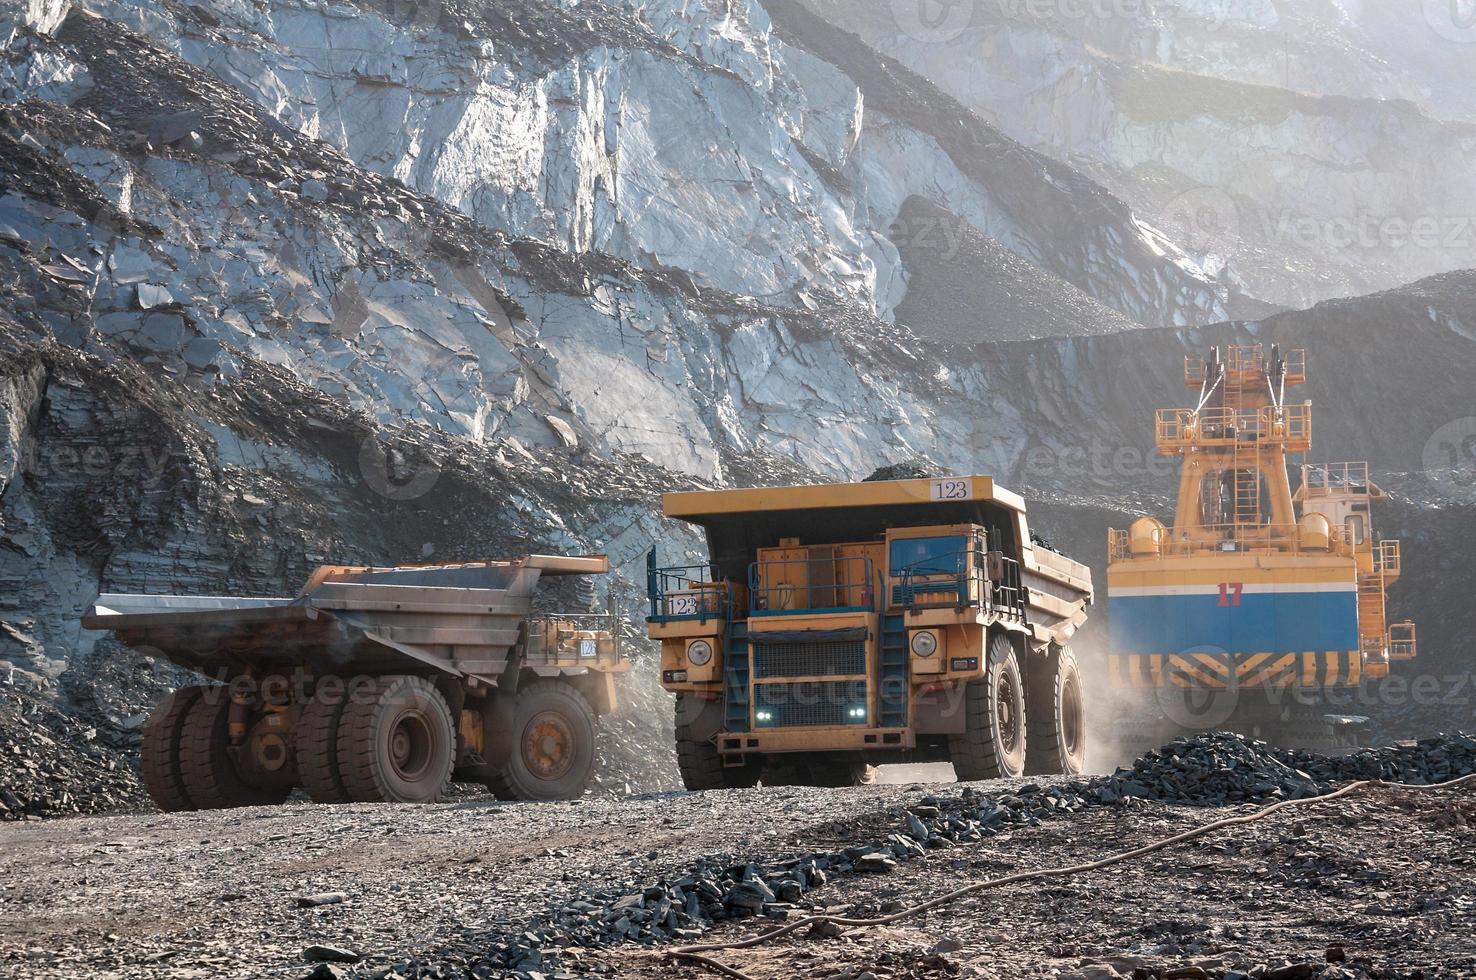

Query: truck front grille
753,680,869,728
752,639,866,679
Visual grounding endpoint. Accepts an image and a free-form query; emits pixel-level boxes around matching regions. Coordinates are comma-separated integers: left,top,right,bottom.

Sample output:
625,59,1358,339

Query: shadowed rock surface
890,195,1140,343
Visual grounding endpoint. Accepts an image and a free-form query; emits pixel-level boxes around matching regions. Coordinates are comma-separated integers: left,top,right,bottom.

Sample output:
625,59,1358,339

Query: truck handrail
524,613,625,666
646,551,731,624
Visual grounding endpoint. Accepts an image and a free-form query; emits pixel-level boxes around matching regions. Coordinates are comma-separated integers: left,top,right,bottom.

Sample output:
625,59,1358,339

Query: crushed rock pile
0,680,150,820
384,732,1476,979
1083,731,1476,806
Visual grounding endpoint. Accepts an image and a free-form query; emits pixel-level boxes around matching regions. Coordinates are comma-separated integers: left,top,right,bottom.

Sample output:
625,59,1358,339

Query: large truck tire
177,691,291,810
949,633,1028,781
337,676,456,804
297,691,352,804
478,689,520,801
490,680,597,801
140,686,205,813
1024,646,1088,776
675,694,760,791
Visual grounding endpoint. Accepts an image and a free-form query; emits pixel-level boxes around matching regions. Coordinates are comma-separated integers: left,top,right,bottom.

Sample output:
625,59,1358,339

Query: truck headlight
910,630,938,657
687,639,713,666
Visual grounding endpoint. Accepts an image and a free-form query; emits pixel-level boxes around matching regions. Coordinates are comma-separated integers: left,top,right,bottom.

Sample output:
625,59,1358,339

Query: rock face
0,0,1471,809
799,0,1476,311
889,195,1140,343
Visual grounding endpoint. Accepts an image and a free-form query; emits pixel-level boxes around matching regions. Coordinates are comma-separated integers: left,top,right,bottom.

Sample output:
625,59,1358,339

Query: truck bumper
716,726,914,755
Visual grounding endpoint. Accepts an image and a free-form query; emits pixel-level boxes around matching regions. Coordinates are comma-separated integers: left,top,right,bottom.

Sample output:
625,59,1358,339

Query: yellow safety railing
1184,346,1306,387
1390,622,1418,661
1376,540,1402,576
1280,348,1307,383
1301,462,1371,497
1156,405,1311,451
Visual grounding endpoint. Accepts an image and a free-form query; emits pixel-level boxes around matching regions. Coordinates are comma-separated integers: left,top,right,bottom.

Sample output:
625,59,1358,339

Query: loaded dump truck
646,474,1093,788
82,556,628,810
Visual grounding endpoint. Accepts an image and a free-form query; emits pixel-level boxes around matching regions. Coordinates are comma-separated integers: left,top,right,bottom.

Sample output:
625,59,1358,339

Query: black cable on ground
667,775,1476,980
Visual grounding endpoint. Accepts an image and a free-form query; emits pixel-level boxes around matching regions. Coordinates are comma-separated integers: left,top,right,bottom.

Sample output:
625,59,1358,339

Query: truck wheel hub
388,713,433,780
1062,672,1084,756
525,712,574,780
997,676,1019,749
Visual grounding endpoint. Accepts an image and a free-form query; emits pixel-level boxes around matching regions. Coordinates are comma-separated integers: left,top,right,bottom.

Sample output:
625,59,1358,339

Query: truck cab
647,475,1092,788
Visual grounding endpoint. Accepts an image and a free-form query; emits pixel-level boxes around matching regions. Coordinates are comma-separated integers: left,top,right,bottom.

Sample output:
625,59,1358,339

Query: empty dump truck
646,475,1093,788
82,556,628,810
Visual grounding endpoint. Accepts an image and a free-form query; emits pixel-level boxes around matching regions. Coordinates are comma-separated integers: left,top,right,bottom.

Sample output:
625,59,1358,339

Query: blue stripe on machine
1108,591,1359,654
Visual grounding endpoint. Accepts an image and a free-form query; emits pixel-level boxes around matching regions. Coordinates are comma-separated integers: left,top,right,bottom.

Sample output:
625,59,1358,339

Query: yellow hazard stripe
1241,653,1297,688
1106,651,1366,690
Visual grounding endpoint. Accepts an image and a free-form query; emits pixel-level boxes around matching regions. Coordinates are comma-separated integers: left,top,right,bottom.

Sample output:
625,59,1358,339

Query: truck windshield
890,536,966,576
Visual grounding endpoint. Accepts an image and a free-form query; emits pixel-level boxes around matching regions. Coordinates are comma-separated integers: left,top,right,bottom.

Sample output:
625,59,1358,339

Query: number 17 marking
1218,583,1244,607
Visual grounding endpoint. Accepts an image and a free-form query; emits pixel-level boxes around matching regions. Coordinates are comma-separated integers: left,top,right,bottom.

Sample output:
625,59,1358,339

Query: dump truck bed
661,474,1093,644
82,556,612,683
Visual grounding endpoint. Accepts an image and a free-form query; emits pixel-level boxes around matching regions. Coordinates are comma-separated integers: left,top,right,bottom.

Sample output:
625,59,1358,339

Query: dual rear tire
141,675,600,812
950,636,1087,781
335,676,456,804
139,686,290,811
1024,645,1088,777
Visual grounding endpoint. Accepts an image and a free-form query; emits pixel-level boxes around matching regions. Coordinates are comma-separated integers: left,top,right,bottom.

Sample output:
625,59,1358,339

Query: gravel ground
637,783,1476,980
3,738,1473,980
0,779,997,979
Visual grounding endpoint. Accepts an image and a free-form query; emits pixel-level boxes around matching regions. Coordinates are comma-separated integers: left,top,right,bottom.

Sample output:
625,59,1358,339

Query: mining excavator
1106,344,1415,751
83,556,629,809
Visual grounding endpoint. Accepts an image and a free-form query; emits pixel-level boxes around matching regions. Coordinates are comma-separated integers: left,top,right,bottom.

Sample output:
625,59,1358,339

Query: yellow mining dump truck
82,556,629,809
1107,344,1416,749
646,475,1093,788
